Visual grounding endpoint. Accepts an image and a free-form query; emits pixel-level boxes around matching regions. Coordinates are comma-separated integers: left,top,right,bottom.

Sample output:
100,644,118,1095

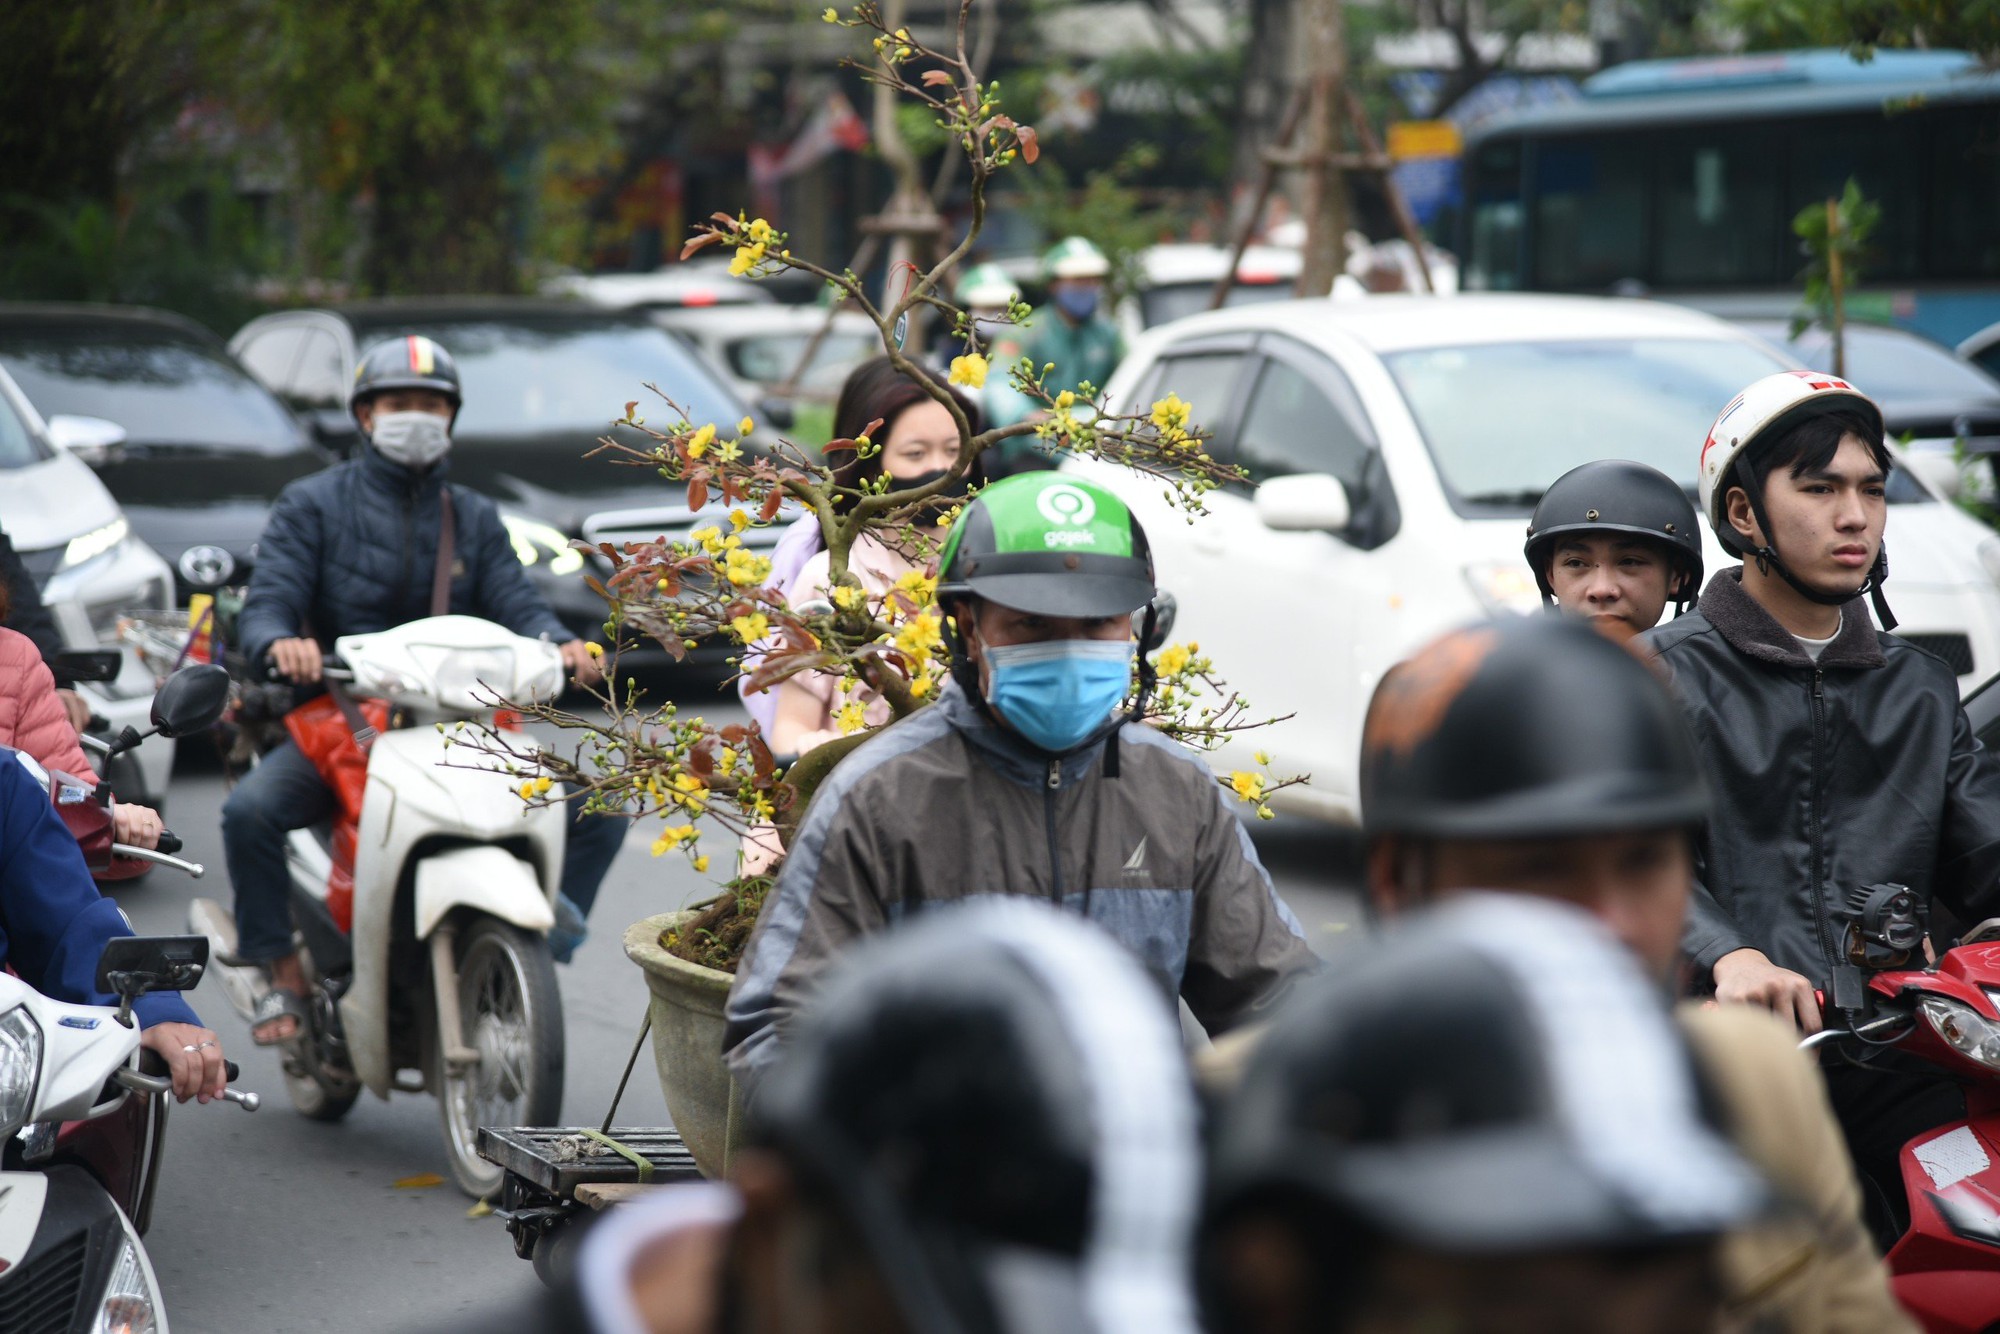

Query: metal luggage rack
480,1125,705,1275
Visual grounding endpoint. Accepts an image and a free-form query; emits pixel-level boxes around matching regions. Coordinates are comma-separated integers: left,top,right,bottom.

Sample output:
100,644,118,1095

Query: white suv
1078,294,2000,825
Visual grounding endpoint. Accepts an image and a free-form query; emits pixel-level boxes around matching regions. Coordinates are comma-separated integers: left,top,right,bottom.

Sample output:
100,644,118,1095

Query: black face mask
893,467,975,503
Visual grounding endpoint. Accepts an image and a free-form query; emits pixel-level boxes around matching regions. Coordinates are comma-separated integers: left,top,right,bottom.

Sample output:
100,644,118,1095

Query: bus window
1929,105,2000,279
1787,115,1922,280
1656,133,1785,286
1531,136,1649,290
1465,140,1524,291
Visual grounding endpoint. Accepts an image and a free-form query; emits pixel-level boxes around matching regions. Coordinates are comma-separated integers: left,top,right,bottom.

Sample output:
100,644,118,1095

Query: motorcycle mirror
96,935,209,1025
1140,590,1177,655
150,663,231,739
49,649,121,686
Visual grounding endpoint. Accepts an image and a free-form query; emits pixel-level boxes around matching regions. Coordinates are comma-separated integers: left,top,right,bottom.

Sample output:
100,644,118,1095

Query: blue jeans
221,739,627,964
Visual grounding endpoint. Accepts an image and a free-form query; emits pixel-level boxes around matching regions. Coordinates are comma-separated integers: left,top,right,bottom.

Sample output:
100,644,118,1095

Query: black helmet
937,473,1155,619
750,899,1201,1334
1523,460,1703,611
349,335,463,424
1205,894,1767,1255
1360,616,1707,840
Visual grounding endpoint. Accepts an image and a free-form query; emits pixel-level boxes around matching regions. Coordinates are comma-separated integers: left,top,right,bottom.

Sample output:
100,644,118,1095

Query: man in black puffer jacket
1644,369,2000,1244
230,336,620,1043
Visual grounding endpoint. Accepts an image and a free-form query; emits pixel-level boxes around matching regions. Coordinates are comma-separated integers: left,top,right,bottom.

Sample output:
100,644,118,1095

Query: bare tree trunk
1296,0,1349,297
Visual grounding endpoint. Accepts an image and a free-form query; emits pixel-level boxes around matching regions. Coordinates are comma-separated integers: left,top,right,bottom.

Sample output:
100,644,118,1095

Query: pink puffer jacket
0,628,95,781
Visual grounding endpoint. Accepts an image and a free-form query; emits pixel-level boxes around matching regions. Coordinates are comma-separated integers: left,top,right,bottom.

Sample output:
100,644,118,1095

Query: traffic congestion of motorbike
19,3,2000,1327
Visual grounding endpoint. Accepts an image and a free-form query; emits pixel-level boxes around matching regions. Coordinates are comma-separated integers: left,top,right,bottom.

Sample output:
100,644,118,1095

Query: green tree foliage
1790,178,1881,377
1722,0,2000,64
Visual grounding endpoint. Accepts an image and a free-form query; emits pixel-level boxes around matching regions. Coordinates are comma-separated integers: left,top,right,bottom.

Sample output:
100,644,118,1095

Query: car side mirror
150,663,231,738
757,395,797,432
1255,473,1352,532
45,415,127,468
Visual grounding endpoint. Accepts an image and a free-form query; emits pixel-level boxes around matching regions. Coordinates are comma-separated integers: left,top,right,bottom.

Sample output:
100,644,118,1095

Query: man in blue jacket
230,336,621,1042
0,750,227,1102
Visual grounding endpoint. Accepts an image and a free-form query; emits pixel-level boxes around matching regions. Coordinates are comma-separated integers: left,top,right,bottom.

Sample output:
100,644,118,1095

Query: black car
0,304,326,602
228,299,784,652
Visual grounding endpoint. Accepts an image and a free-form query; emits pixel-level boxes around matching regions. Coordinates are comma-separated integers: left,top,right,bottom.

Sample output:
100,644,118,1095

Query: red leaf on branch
686,476,709,512
1016,125,1039,164
680,232,725,260
921,69,953,87
760,489,785,522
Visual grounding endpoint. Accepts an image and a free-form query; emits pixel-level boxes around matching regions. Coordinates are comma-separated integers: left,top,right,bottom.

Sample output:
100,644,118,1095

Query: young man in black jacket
1643,369,2000,1240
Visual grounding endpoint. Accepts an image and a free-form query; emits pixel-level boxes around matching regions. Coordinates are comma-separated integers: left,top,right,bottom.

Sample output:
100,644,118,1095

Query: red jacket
0,628,94,782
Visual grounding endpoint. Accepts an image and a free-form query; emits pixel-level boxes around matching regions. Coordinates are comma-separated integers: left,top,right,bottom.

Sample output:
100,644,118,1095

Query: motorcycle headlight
0,1005,44,1137
501,514,584,576
62,519,130,571
1920,995,2000,1070
94,1229,162,1334
1463,561,1543,617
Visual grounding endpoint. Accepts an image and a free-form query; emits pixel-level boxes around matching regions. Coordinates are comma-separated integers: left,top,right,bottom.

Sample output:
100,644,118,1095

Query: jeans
221,739,628,964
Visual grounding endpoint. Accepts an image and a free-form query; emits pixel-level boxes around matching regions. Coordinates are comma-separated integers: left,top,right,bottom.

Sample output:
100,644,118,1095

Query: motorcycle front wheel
432,916,565,1197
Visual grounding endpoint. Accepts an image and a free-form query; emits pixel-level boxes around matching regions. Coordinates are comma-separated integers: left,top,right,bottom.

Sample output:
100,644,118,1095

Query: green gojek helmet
937,473,1160,699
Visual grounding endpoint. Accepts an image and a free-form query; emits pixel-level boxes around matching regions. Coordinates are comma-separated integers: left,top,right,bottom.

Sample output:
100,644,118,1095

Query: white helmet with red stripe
1697,369,1884,558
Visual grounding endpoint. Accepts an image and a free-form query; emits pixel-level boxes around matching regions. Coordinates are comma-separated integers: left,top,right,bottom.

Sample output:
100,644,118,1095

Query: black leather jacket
1643,570,2000,987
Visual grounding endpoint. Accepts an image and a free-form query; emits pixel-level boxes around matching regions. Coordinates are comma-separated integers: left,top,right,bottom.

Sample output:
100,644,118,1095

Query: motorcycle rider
1202,893,1770,1334
1023,237,1123,399
1643,369,2000,1239
457,900,1203,1334
230,335,621,1042
1344,615,1914,1330
722,471,1316,1084
0,749,228,1102
1523,458,1703,636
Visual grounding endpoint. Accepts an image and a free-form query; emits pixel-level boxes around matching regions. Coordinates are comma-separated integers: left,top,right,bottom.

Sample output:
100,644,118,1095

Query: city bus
1458,50,2000,345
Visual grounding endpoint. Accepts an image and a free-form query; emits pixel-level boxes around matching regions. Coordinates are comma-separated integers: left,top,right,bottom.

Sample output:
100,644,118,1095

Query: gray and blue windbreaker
723,680,1318,1082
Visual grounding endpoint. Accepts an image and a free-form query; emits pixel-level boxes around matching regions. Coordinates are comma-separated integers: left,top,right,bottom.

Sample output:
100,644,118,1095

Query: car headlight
62,519,129,570
0,1005,44,1137
1920,995,2000,1070
94,1229,162,1334
1463,562,1543,617
502,514,584,576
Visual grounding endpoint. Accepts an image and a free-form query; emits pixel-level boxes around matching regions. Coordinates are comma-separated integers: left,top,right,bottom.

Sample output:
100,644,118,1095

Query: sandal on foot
251,988,308,1046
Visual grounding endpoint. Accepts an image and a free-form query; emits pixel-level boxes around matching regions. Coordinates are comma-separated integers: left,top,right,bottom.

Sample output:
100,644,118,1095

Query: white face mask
371,410,452,469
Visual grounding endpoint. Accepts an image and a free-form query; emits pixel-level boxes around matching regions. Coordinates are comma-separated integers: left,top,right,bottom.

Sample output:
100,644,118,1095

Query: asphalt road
106,683,1360,1331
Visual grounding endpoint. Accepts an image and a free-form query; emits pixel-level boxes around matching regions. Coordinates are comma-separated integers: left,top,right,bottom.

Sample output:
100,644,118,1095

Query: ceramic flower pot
622,911,742,1177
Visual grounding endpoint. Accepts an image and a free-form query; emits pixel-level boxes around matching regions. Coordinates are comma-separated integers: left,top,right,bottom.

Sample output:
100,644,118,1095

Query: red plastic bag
284,695,390,933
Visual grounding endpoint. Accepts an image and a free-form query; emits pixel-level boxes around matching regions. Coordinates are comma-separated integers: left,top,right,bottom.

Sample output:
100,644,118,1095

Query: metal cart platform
479,1125,705,1285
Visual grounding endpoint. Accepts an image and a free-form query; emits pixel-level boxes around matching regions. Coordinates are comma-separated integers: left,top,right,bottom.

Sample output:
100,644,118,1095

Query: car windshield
1141,281,1294,329
354,318,744,437
1385,337,1804,509
0,322,305,452
726,332,876,394
1749,323,2000,402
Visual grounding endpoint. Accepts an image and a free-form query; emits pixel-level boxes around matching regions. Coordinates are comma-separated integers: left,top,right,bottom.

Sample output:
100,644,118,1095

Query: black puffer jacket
237,445,569,667
1643,570,2000,987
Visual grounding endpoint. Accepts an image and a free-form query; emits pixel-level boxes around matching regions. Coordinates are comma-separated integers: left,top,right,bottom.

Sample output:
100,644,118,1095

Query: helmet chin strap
1733,459,1898,631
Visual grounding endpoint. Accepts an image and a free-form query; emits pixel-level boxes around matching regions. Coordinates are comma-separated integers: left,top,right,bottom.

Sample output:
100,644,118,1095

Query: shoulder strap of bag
323,678,378,751
431,487,457,618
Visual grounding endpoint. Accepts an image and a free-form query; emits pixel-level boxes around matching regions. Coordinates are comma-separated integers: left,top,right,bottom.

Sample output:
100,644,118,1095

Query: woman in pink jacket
0,587,163,848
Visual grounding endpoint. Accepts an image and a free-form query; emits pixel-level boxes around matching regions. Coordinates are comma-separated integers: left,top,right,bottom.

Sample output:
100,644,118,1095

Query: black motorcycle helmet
349,334,463,427
749,899,1201,1334
1523,460,1704,614
1360,616,1707,841
1203,895,1767,1268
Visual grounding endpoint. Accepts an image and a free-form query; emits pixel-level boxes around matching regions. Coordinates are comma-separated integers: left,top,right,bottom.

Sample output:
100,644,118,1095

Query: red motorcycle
1807,884,2000,1330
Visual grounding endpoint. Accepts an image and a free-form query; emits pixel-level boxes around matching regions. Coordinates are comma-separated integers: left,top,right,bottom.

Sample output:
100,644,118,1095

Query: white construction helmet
1042,236,1111,280
956,262,1020,308
1696,369,1894,624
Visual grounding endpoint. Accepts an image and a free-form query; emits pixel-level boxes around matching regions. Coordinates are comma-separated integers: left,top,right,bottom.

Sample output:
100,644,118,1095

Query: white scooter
0,935,257,1334
190,615,571,1196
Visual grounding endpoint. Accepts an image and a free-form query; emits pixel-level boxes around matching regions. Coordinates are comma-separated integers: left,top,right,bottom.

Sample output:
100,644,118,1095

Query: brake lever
109,843,204,878
116,1061,259,1111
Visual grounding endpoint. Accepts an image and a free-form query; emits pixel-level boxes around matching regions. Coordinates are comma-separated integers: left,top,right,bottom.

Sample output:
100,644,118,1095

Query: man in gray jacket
724,473,1316,1083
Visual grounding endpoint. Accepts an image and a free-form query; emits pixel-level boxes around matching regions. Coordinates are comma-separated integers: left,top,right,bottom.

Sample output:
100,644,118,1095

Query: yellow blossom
1155,642,1192,677
731,611,770,644
949,353,988,388
689,525,723,554
729,508,752,533
724,547,773,587
909,673,934,699
716,438,742,465
822,6,838,19
1055,390,1076,410
893,569,935,605
533,775,554,795
894,609,944,660
650,824,696,857
739,417,756,436
686,423,717,458
1230,771,1266,803
693,855,711,873
586,641,604,658
835,701,868,734
672,773,709,811
1255,750,1271,766
517,781,536,801
1150,393,1192,434
728,242,765,277
831,584,866,612
751,794,776,821
718,747,738,776
745,218,776,245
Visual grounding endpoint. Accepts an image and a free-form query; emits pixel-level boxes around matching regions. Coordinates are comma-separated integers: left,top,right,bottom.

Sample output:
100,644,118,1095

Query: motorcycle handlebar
116,1059,258,1111
109,843,204,878
156,830,182,856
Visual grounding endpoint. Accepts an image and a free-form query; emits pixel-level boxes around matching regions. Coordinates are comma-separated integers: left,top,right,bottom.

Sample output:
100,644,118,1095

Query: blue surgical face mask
982,638,1134,753
1054,285,1101,321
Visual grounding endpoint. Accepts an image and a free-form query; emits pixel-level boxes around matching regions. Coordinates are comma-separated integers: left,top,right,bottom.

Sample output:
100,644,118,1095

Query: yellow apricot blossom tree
453,1,1301,969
